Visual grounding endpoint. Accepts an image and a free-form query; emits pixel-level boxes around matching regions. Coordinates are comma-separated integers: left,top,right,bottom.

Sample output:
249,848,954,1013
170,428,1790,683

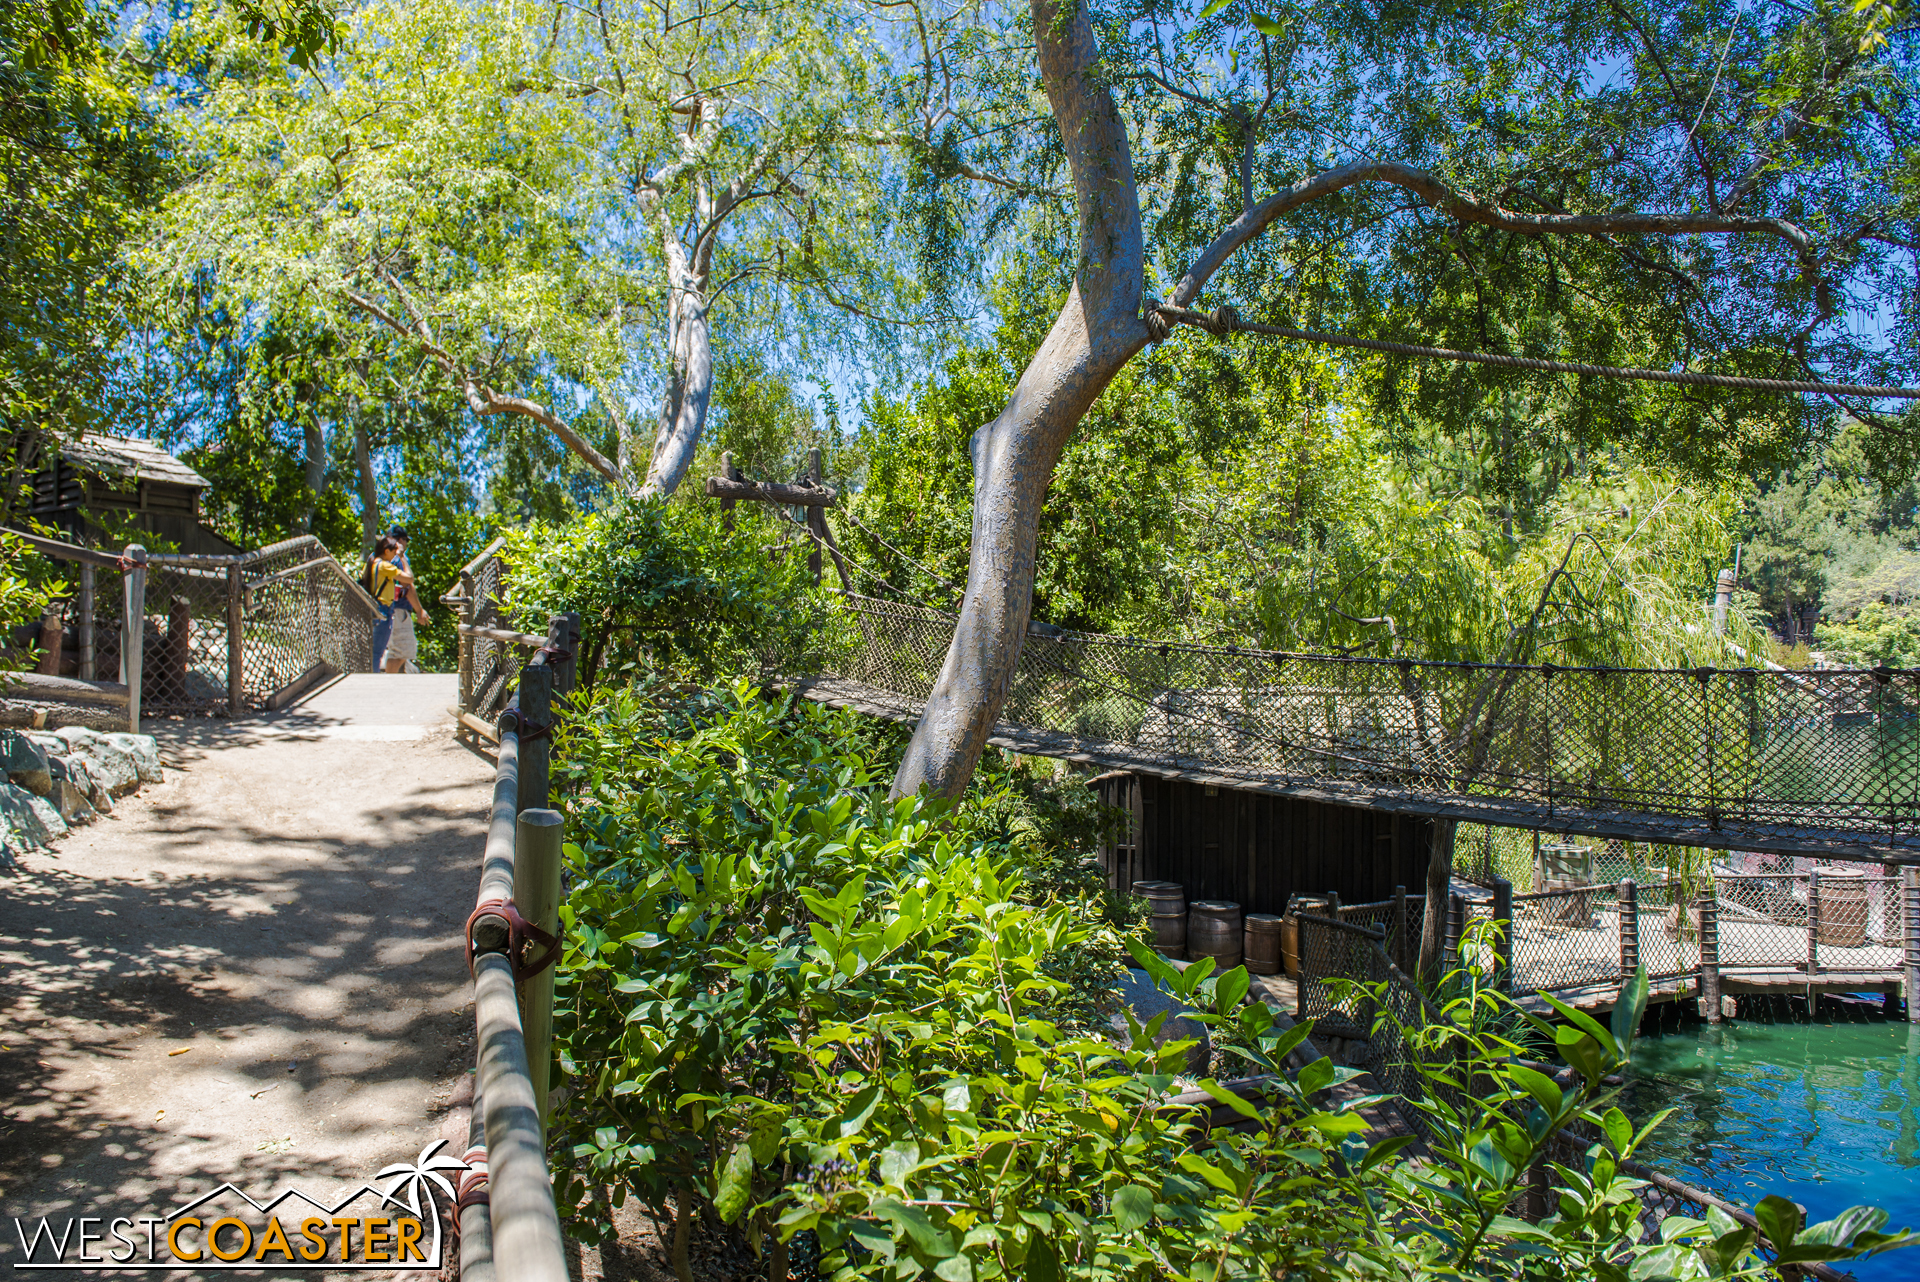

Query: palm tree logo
377,1140,468,1222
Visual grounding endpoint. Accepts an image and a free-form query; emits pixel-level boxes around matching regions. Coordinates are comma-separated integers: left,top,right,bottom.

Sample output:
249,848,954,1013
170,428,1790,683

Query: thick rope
1146,301,1920,400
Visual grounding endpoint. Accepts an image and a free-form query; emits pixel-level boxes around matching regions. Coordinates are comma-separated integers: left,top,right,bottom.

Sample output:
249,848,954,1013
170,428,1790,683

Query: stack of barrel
1128,886,1285,976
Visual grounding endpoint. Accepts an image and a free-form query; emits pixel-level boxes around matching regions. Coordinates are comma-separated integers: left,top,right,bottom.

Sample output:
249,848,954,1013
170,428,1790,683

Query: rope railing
784,591,1920,859
459,610,578,1282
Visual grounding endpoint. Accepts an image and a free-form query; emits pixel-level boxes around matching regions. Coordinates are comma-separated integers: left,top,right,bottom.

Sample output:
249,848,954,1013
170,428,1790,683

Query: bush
502,499,822,688
546,679,1915,1282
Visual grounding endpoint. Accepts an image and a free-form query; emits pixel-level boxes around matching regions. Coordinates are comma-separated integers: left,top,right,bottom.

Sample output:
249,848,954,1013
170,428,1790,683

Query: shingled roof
58,434,210,489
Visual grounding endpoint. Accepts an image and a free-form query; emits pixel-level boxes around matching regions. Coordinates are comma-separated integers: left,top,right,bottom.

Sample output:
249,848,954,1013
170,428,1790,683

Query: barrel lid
1190,899,1241,912
1244,913,1284,925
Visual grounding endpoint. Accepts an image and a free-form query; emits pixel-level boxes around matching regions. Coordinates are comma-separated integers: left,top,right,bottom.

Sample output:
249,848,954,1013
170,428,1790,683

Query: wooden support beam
4,671,130,706
703,476,837,507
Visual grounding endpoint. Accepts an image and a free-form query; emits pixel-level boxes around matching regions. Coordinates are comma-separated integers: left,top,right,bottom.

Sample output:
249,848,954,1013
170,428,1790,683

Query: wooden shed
17,432,241,556
1092,771,1433,916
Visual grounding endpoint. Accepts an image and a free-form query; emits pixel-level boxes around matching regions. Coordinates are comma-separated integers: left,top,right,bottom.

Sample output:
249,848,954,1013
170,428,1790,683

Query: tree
160,0,914,497
888,0,1918,802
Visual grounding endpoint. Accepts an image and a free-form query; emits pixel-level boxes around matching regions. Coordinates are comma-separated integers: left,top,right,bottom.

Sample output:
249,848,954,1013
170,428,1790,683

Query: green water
1624,1013,1920,1280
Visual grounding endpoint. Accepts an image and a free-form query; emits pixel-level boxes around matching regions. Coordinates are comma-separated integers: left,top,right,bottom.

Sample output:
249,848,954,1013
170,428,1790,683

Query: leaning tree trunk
642,226,714,499
299,410,327,535
353,420,380,554
890,0,1148,799
1418,818,1458,978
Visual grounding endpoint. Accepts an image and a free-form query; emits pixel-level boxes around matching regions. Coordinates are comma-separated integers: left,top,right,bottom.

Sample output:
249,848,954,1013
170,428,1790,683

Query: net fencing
453,541,528,725
786,593,1920,855
25,536,375,715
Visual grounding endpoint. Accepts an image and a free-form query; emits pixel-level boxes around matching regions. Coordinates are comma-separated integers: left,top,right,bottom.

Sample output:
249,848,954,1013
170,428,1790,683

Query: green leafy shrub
548,679,1914,1282
503,499,822,688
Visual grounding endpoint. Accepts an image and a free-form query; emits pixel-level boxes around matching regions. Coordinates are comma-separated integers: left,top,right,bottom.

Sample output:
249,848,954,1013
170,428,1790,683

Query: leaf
1360,1134,1417,1171
1214,965,1250,1014
712,1142,754,1224
1248,11,1287,36
1610,964,1649,1059
1196,0,1233,18
1024,1232,1061,1282
832,1083,882,1139
1508,1064,1563,1116
1111,1184,1154,1232
1753,1195,1804,1250
1296,1055,1335,1096
1198,1079,1263,1122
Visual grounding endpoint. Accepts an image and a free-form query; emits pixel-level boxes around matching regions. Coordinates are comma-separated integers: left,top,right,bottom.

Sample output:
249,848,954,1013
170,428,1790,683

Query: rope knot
1143,298,1170,344
1212,304,1238,334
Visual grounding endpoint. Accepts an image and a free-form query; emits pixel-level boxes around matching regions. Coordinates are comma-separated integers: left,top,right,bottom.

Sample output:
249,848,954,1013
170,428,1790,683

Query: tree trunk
1418,818,1458,978
890,0,1148,799
642,219,714,500
299,410,327,535
353,422,379,555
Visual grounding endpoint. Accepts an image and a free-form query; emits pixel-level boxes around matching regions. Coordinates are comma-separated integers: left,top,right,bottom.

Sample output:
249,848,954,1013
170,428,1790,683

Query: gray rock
75,741,139,798
26,732,69,759
52,778,94,823
0,780,65,848
0,729,50,796
54,725,102,749
1110,967,1212,1075
102,733,162,784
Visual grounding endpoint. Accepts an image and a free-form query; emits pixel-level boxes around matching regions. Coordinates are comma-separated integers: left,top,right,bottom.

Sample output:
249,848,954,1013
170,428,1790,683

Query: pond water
1624,1010,1920,1280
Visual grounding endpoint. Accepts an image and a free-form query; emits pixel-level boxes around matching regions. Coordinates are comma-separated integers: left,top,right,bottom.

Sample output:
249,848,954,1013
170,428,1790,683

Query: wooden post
1619,880,1639,982
805,448,825,586
1904,866,1919,1024
513,807,564,1127
1394,885,1409,973
1445,892,1464,966
516,663,553,815
552,613,580,700
1492,876,1514,993
457,568,476,717
36,603,63,675
226,563,244,717
122,545,146,732
1807,870,1821,979
76,563,93,682
720,452,741,531
1698,885,1723,1023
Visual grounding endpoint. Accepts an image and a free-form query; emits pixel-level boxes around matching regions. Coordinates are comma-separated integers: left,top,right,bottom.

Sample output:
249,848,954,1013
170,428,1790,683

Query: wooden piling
1807,870,1821,981
514,808,564,1126
1904,865,1919,1024
76,562,93,682
1619,880,1639,983
1492,876,1513,993
121,546,145,731
226,564,244,716
1697,886,1722,1024
516,663,553,817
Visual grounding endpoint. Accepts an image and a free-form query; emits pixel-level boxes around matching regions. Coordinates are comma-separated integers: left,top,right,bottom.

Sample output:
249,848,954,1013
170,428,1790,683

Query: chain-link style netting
29,536,374,716
786,593,1920,855
460,548,525,723
1510,882,1625,992
1296,917,1857,1282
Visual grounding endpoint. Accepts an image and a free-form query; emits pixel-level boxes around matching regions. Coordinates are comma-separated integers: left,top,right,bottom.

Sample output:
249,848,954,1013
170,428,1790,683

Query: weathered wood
76,562,93,682
265,660,339,711
1619,880,1639,980
122,545,145,731
460,710,501,743
514,808,564,1125
4,671,130,706
702,476,837,506
8,529,122,567
36,605,63,676
1491,877,1513,993
1698,887,1723,1023
516,662,553,816
1807,870,1821,979
1907,866,1920,1024
460,623,548,648
226,565,244,717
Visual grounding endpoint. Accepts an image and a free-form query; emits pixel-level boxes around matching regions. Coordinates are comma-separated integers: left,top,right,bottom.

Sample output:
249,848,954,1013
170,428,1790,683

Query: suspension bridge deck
790,592,1920,863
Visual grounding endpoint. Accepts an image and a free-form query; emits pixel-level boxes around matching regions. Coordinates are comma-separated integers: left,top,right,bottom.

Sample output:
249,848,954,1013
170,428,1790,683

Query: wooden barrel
1281,917,1300,976
1244,913,1284,975
1188,900,1243,970
1818,871,1869,948
1133,879,1179,899
1147,884,1186,959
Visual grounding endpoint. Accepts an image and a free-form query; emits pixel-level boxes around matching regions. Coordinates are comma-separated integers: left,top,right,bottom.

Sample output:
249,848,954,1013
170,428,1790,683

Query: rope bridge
779,593,1920,861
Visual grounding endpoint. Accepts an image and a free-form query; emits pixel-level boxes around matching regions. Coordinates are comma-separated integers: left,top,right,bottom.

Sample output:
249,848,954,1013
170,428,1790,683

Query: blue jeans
370,605,394,670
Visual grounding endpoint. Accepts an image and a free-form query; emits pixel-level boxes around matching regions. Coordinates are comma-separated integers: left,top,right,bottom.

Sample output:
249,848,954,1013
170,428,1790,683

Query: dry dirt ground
0,674,493,1279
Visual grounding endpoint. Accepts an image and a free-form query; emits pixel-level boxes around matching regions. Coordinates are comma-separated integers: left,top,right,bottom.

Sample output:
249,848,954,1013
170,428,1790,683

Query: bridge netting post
1904,866,1919,1024
1697,886,1722,1024
1619,880,1639,986
1491,877,1513,994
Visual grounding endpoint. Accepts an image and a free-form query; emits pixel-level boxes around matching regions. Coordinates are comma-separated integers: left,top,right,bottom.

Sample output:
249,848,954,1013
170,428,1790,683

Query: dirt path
0,675,492,1276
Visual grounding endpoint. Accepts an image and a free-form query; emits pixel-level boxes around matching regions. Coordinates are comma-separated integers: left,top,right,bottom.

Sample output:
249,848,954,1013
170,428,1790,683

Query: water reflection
1625,1015,1920,1281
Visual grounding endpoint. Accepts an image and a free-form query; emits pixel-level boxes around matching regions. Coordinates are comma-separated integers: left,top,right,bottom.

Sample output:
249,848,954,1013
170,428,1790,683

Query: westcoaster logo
11,1141,469,1271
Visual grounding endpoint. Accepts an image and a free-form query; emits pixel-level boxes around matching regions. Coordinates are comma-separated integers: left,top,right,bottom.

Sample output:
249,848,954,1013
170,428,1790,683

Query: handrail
457,535,510,582
5,529,124,568
460,611,579,1282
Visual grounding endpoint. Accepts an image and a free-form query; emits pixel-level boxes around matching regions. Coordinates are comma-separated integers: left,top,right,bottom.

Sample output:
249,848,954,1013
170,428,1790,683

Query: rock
0,780,66,848
74,740,139,798
102,733,162,784
54,725,103,750
26,731,69,759
51,778,94,823
1109,967,1212,1075
0,729,50,796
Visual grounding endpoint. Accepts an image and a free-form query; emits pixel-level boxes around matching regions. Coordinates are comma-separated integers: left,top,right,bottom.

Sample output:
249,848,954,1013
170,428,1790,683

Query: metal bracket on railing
465,898,561,985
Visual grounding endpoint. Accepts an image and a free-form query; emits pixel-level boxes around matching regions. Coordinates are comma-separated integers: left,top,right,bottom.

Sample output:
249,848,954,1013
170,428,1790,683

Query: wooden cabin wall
1095,773,1431,915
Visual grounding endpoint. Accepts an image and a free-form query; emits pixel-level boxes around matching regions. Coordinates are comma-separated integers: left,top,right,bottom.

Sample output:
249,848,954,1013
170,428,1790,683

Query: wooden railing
459,609,578,1282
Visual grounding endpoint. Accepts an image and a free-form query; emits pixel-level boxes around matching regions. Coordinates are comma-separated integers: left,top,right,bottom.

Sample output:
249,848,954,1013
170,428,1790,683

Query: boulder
0,780,67,848
51,778,95,824
102,733,162,784
74,740,139,798
0,730,50,796
1109,967,1212,1075
26,732,69,759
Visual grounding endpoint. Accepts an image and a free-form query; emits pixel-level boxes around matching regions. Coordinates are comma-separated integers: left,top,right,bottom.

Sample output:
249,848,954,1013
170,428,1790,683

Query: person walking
364,536,415,671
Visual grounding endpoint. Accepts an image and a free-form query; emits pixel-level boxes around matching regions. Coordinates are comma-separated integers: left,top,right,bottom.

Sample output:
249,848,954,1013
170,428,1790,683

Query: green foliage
501,500,818,686
548,682,1916,1280
0,531,66,675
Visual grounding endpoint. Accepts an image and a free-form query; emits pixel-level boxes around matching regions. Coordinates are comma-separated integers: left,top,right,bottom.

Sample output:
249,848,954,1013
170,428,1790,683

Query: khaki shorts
385,607,418,663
